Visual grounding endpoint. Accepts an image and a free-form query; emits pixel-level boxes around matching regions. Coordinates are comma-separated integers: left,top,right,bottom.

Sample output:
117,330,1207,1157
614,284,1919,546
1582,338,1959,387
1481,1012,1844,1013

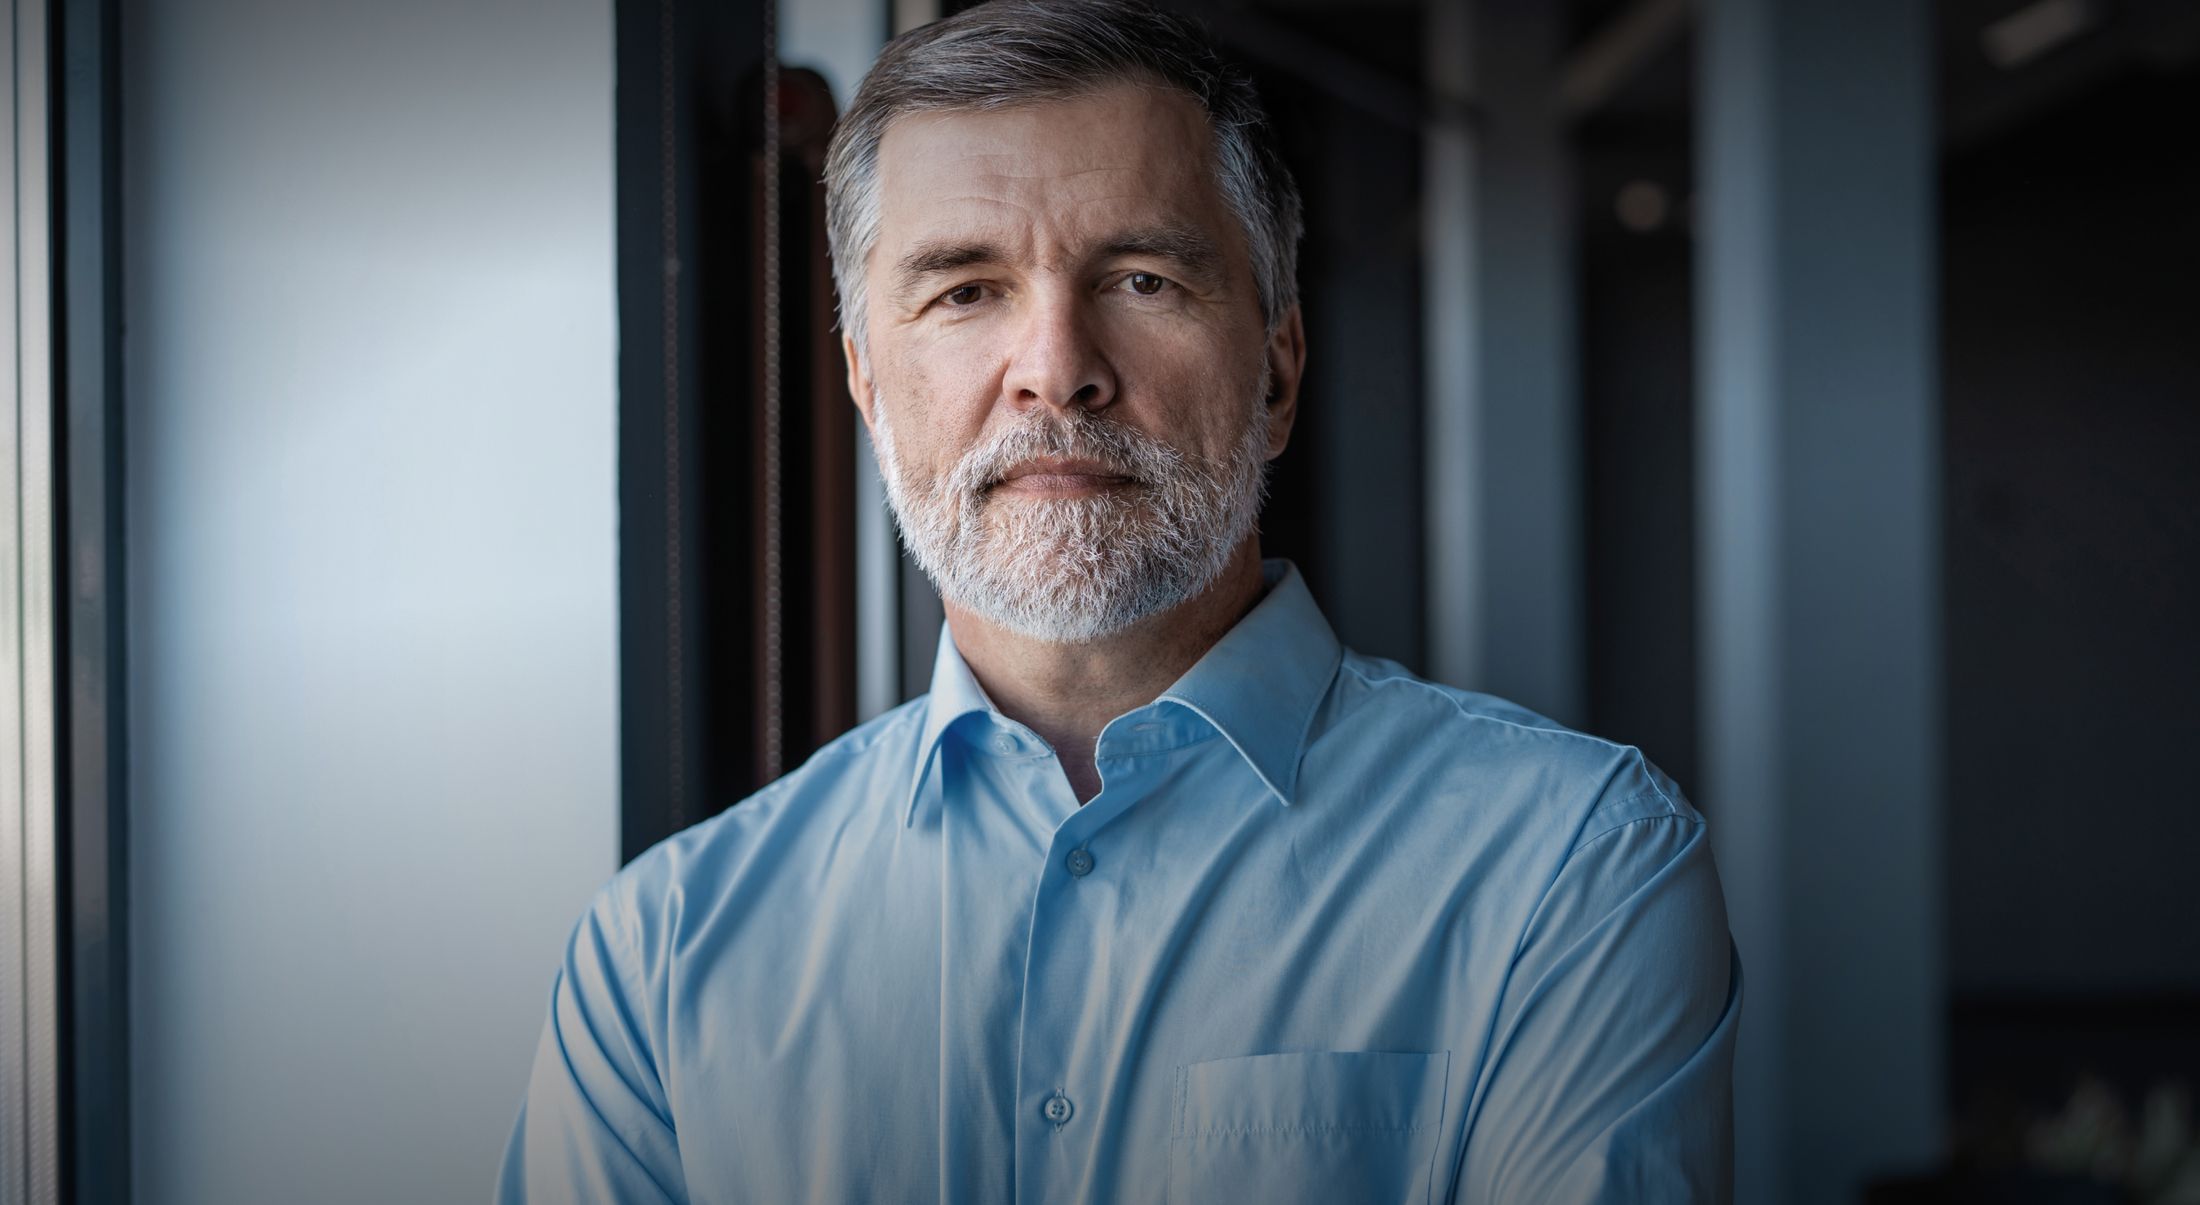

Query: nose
1001,288,1117,415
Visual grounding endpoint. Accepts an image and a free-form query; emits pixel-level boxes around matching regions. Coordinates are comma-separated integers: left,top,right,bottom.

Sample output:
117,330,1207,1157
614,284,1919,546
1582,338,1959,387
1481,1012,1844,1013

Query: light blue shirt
499,561,1739,1204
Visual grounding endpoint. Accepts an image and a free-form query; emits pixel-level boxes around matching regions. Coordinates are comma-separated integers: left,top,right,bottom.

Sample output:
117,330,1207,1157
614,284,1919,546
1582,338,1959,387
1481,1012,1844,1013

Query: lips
982,456,1140,498
997,456,1133,485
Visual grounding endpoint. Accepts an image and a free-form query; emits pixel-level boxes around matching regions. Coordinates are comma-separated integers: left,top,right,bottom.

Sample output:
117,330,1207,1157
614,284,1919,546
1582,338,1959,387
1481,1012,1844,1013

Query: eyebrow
1096,224,1224,282
887,223,1228,306
893,239,1005,293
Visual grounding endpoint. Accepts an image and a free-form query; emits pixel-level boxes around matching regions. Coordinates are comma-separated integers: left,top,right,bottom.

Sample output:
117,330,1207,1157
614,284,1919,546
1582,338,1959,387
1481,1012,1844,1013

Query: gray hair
822,0,1303,357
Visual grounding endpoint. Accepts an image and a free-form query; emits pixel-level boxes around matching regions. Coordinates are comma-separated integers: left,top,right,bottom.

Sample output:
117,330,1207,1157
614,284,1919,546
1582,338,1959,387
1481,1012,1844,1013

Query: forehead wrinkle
967,164,1160,184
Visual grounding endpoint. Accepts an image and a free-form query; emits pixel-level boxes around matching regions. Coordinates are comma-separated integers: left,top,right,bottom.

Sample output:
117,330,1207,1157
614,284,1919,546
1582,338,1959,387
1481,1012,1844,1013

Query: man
499,1,1738,1201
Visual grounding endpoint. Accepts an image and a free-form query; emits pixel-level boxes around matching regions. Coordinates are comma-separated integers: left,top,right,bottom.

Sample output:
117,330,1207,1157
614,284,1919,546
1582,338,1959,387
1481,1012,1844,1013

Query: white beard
871,374,1273,644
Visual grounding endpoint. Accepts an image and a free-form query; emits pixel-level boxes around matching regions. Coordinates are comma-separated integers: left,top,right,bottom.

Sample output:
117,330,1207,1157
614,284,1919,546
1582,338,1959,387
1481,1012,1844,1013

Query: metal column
1425,0,1583,724
2,1,61,1201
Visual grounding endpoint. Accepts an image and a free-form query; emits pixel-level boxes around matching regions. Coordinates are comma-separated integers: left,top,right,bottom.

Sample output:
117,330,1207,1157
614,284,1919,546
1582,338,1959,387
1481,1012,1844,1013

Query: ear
1260,305,1306,460
842,330,878,439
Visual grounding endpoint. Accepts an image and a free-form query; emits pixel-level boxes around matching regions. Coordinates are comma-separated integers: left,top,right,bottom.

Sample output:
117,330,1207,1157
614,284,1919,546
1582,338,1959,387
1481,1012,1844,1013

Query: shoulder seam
835,695,927,757
1336,658,1642,759
1624,745,1681,814
766,696,926,789
1573,797,1696,853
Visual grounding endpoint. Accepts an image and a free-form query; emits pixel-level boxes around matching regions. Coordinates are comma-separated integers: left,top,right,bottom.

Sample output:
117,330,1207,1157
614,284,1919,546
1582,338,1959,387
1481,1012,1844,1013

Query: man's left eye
1123,272,1172,296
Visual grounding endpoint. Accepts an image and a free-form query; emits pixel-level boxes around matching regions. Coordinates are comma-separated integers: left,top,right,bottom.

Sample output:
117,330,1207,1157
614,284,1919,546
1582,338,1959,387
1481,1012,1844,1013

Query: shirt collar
903,559,1342,825
1155,559,1342,806
903,622,996,823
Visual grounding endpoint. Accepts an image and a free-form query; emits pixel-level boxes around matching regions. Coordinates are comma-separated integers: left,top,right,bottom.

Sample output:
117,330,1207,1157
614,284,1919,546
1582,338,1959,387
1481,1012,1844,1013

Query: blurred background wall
121,1,618,1202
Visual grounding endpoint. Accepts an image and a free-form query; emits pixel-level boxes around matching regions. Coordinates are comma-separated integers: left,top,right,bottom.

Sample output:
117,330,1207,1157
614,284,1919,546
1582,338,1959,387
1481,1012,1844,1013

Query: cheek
1124,341,1263,454
878,354,997,467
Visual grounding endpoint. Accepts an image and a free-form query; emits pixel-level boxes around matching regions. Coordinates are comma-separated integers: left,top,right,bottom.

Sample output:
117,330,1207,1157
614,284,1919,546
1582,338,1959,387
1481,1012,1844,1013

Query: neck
943,539,1267,804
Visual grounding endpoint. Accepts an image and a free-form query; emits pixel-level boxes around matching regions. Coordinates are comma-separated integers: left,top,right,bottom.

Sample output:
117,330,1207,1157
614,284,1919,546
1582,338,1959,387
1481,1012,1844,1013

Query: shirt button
993,734,1018,755
1042,1093,1074,1125
1065,848,1095,877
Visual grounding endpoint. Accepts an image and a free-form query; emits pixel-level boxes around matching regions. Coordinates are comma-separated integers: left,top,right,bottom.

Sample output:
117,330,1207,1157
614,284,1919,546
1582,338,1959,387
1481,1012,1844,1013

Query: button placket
1016,777,1148,1196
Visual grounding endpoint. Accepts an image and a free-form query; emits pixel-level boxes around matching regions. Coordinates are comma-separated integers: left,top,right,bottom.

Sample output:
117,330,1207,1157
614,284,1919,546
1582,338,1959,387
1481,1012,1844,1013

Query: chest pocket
1169,1050,1450,1205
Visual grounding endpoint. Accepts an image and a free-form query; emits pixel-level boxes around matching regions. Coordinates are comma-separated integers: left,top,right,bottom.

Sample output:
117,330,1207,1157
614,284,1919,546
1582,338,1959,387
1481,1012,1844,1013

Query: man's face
846,82,1304,643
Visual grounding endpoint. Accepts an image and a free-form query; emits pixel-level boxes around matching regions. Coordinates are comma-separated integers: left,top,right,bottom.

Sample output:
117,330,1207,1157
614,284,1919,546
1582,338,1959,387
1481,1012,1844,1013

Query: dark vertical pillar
617,0,763,860
58,0,130,1200
1697,0,1942,1198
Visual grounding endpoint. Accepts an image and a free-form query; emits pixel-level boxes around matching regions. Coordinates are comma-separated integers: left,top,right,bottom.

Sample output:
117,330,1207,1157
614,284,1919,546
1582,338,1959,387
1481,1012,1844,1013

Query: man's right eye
942,284,986,306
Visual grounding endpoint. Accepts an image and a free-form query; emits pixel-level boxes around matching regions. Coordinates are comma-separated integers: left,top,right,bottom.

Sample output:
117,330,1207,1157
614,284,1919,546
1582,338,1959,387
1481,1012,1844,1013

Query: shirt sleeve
1451,787,1743,1205
495,886,689,1205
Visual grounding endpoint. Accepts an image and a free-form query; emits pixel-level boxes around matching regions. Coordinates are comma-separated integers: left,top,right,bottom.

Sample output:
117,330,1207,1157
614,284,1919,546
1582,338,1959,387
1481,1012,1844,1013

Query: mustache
952,412,1184,494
